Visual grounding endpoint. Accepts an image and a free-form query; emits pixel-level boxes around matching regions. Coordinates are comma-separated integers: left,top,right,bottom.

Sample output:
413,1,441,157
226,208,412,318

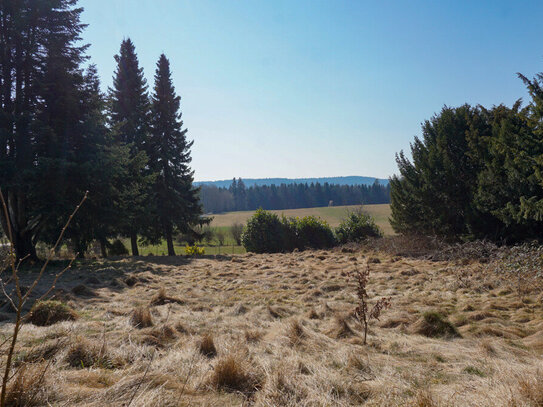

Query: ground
2,246,543,406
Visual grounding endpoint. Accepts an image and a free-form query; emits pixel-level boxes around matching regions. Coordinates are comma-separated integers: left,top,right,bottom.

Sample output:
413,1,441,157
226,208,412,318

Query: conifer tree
108,38,152,256
148,54,202,255
0,0,89,260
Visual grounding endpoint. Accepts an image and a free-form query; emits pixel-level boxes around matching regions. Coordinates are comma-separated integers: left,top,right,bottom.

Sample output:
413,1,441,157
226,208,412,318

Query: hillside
195,176,389,188
210,203,393,235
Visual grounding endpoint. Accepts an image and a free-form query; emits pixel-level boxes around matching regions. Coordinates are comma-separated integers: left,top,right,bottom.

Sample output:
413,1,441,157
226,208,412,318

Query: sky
78,0,543,181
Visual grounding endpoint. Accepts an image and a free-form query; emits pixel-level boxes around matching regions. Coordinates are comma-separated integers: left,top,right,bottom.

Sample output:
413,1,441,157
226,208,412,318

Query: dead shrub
353,262,391,344
130,306,153,328
209,354,263,395
198,333,217,357
27,300,78,326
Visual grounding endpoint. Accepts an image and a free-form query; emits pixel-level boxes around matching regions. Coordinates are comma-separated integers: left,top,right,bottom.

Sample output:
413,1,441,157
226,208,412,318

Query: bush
185,245,205,256
242,210,337,253
108,239,129,256
280,215,299,251
27,300,78,326
296,216,336,249
230,222,244,246
336,209,382,244
241,209,285,253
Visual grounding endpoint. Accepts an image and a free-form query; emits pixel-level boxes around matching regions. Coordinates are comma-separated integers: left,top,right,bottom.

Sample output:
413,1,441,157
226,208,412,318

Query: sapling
353,261,391,344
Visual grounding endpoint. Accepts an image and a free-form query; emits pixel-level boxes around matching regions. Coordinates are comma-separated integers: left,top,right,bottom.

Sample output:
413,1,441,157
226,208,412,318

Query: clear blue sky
79,0,543,181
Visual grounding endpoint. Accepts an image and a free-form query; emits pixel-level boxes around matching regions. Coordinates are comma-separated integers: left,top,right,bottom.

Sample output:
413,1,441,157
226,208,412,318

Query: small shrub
242,209,285,253
108,239,129,256
130,306,153,328
27,300,78,326
296,216,336,249
336,208,382,244
231,222,244,246
185,245,205,256
215,228,226,246
198,333,217,358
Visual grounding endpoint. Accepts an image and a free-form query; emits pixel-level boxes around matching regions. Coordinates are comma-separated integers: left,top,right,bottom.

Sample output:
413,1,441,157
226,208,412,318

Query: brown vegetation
0,241,543,405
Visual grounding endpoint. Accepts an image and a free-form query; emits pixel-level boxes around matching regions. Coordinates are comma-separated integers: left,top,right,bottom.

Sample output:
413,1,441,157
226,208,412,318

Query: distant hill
195,176,389,188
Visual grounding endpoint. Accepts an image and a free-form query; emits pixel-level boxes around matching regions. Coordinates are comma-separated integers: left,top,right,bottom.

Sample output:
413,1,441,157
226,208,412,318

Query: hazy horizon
79,0,543,181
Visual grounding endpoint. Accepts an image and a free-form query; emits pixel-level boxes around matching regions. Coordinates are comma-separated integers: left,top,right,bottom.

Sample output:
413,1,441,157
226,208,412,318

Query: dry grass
209,353,263,395
2,246,543,405
198,333,217,358
27,300,78,326
130,306,153,328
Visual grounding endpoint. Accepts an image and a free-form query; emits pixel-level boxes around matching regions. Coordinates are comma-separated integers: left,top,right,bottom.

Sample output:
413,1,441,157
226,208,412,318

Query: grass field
209,203,393,235
5,245,543,405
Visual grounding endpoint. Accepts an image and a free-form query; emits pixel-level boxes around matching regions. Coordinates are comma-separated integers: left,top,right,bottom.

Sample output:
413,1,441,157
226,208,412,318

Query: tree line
199,179,391,213
391,69,543,242
0,1,202,260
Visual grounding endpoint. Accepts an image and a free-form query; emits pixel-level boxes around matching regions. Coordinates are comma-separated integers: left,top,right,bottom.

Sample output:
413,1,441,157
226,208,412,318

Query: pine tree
108,38,152,256
148,54,202,256
0,0,89,260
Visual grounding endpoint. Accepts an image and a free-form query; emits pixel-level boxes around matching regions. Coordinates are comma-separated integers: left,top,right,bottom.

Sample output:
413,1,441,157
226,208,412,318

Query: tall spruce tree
148,54,202,256
108,38,152,256
0,0,90,260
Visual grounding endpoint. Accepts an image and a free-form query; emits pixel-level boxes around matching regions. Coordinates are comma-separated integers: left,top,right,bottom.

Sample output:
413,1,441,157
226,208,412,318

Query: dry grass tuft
65,336,111,369
517,372,543,406
244,329,264,343
130,306,153,328
71,284,95,297
199,333,217,357
150,286,184,306
209,354,263,395
15,341,63,366
328,314,355,339
410,311,460,339
4,363,51,406
27,300,78,326
412,389,437,407
142,325,177,348
286,319,306,345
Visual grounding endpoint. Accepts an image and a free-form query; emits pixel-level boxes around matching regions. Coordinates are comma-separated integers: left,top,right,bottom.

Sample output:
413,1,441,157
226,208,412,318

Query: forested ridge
200,179,391,213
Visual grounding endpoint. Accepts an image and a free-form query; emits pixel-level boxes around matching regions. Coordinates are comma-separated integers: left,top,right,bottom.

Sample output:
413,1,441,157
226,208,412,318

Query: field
3,244,543,406
210,204,393,235
135,204,392,256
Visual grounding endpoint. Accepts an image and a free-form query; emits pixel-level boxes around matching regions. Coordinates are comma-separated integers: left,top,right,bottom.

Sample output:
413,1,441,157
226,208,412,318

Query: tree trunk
99,239,108,258
13,231,38,263
130,233,139,256
165,226,175,256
